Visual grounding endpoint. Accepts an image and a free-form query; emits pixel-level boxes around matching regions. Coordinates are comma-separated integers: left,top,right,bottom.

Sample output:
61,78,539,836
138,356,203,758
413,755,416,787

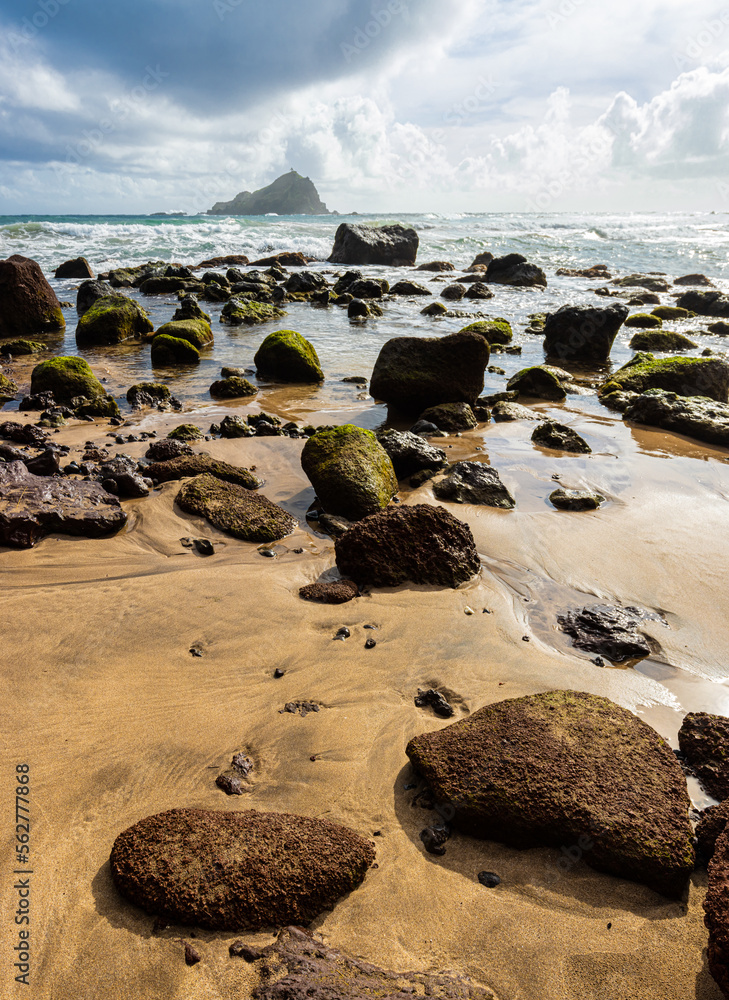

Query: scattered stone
376,428,447,479
557,605,651,662
420,824,450,856
254,329,323,383
419,402,477,432
414,688,455,718
477,872,501,888
441,283,466,301
328,222,418,267
549,488,604,510
0,254,65,338
485,253,547,288
193,538,214,556
282,702,320,717
110,808,375,930
347,298,369,320
274,668,285,679
209,376,258,399
542,303,628,362
177,475,296,543
532,421,591,453
420,301,449,317
314,511,352,538
433,462,515,508
678,712,729,801
675,273,714,287
184,942,201,966
507,366,567,401
151,334,200,365
145,439,192,461
464,281,493,300
229,940,261,962
628,331,698,352
99,455,150,498
364,637,376,649
556,265,611,279
334,626,351,640
299,580,360,604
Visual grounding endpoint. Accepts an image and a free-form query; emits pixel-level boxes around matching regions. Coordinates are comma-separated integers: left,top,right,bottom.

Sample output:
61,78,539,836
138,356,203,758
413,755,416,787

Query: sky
0,0,728,213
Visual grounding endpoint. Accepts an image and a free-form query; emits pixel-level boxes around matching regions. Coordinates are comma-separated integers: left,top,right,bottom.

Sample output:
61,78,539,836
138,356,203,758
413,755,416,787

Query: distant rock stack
208,170,330,216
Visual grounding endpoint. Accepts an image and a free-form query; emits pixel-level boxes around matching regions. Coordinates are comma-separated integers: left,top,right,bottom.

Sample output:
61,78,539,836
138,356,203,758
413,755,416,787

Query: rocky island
208,169,331,216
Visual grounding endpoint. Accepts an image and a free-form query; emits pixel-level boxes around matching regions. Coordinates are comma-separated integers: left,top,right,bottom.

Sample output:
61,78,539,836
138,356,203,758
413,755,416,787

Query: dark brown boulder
678,712,729,800
406,690,695,898
542,303,628,362
147,454,262,490
176,474,296,542
485,253,547,288
328,223,418,267
335,503,480,588
0,461,127,548
299,580,360,604
697,801,729,860
110,808,374,931
705,824,729,996
0,255,65,339
415,261,455,272
54,257,94,279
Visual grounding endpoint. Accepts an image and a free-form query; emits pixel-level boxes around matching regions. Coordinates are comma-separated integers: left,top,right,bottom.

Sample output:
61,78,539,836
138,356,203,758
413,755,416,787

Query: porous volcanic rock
145,439,192,461
678,712,729,801
110,808,374,931
542,303,628,362
335,503,480,588
406,689,695,897
705,825,729,996
147,455,262,490
177,474,295,542
0,461,127,548
558,605,651,662
697,801,729,860
328,223,418,267
0,254,65,338
433,462,515,508
299,580,360,604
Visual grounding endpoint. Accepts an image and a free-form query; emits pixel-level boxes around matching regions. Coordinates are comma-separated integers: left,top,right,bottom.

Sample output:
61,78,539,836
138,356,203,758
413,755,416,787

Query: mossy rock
419,402,477,431
30,356,104,403
75,394,120,418
0,339,46,356
507,365,566,401
209,377,258,399
146,454,261,491
651,305,693,320
220,299,286,326
599,352,729,402
126,382,171,404
150,335,200,365
458,319,513,345
167,423,204,442
624,313,662,329
301,425,397,521
629,331,698,352
153,318,213,349
254,329,323,383
177,474,296,542
0,374,18,401
75,295,153,346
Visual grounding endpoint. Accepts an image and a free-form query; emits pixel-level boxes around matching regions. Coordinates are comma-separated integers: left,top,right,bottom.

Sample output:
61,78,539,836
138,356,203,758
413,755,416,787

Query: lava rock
678,712,729,801
433,462,515,508
676,289,729,318
54,256,94,279
176,474,296,543
705,824,729,995
299,580,360,604
145,439,192,461
697,801,729,860
558,604,651,662
532,420,591,453
376,429,447,479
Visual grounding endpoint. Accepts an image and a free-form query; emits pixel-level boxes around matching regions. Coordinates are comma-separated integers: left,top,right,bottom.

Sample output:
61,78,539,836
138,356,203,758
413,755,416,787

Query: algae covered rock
221,298,285,326
177,474,296,542
406,689,695,897
624,312,663,329
433,461,515,508
209,376,258,399
612,273,670,293
335,503,480,588
542,303,628,362
147,454,262,491
624,390,729,446
0,374,18,402
678,712,729,801
30,356,104,403
370,331,489,414
75,294,153,346
301,424,397,521
0,339,45,356
549,488,604,510
150,335,200,365
419,402,477,431
0,254,65,339
628,331,698,352
76,279,115,316
599,353,729,402
75,395,120,418
507,366,566,401
254,329,323,383
532,420,591,453
110,808,374,931
459,319,513,345
167,423,204,441
153,318,213,349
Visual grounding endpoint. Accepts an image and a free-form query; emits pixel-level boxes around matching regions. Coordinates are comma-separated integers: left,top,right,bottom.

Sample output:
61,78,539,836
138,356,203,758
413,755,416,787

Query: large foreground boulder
624,389,729,446
406,689,695,897
0,461,127,548
30,356,105,403
678,712,729,801
705,826,729,996
146,455,262,490
328,223,418,266
254,330,323,382
177,474,296,542
335,503,480,588
370,332,489,414
600,353,729,402
676,289,729,318
110,808,374,931
543,303,628,362
485,253,547,288
0,255,65,338
433,462,515,508
301,425,397,521
75,295,153,346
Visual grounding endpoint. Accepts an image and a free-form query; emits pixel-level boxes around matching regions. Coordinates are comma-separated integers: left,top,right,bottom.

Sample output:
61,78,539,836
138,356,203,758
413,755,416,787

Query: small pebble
193,538,214,556
464,606,475,615
184,942,201,965
259,548,276,558
477,871,501,888
334,626,350,640
483,608,492,614
274,668,285,678
522,635,530,642
593,655,605,667
229,941,261,961
365,637,376,649
363,624,377,630
190,648,203,657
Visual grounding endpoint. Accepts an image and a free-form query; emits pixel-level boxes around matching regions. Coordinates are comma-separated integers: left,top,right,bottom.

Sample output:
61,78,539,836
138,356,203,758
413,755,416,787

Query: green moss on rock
153,318,213,349
150,335,200,365
651,305,693,320
220,298,286,326
177,473,296,542
167,423,204,442
30,356,104,403
458,318,513,345
126,382,171,404
624,313,663,329
209,376,258,399
0,339,46,356
75,394,120,418
507,365,567,401
254,329,323,382
599,352,729,402
0,374,18,401
629,331,698,352
75,295,153,346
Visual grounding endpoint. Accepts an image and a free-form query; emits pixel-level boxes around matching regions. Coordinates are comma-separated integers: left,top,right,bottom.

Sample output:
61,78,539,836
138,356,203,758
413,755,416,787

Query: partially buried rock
507,366,566,401
147,455,262,490
414,688,454,718
419,402,477,431
335,503,480,588
299,580,360,604
254,330,323,383
0,255,65,338
110,808,375,931
177,474,296,542
549,488,604,510
209,376,257,399
629,331,698,352
376,428,447,479
406,689,695,897
624,389,729,447
705,825,729,996
678,712,729,801
434,462,515,509
168,424,204,441
0,461,127,548
532,420,591,453
558,605,651,662
542,303,628,362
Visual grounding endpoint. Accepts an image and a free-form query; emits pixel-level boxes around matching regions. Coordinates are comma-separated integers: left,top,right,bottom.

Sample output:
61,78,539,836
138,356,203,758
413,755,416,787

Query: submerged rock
335,503,480,588
177,474,296,542
600,353,729,402
150,334,200,365
485,253,547,288
542,303,628,362
624,389,729,446
678,712,729,801
0,461,127,548
376,429,447,479
628,331,698,352
299,580,360,604
209,376,258,399
459,319,512,345
532,420,591,453
433,462,515,508
328,222,418,267
147,455,262,490
406,689,695,897
110,808,374,931
491,401,539,421
30,356,105,403
0,255,65,338
549,488,604,510
254,329,323,383
558,605,651,662
301,425,397,521
221,299,285,326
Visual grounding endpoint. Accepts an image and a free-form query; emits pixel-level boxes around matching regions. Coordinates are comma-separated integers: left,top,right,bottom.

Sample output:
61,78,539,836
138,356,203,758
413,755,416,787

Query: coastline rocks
376,429,447,479
301,425,397,521
254,330,323,383
126,382,171,408
153,318,213,349
507,366,566,401
549,488,604,510
347,299,369,320
370,332,489,413
676,289,729,318
542,303,628,362
419,402,477,431
624,313,662,329
0,339,45,357
652,306,693,320
558,605,651,662
492,400,539,421
406,690,695,897
335,503,480,588
612,274,671,293
0,461,127,548
76,279,115,316
485,253,547,289
459,319,513,345
150,335,200,365
599,353,729,402
464,282,494,300
0,375,18,402
678,712,729,801
76,295,154,346
299,580,360,604
697,801,729,859
556,264,611,279
675,273,714,287
440,283,466,301
54,257,94,279
629,331,698,352
110,808,374,931
145,439,192,461
177,474,295,542
30,356,104,403
433,462,515,508
0,255,65,338
173,295,210,324
421,301,449,317
209,376,257,399
468,252,495,267
221,299,285,326
624,389,729,446
390,280,432,296
328,223,418,267
705,826,729,996
416,261,454,272
532,420,591,453
147,455,262,490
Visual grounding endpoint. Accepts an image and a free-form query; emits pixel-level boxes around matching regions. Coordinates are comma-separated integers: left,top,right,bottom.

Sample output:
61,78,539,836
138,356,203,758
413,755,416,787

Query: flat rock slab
249,926,496,1000
678,712,729,800
177,474,295,543
624,389,729,447
406,690,695,897
557,604,651,662
110,808,375,931
705,825,729,996
147,454,262,490
433,461,515,508
0,460,127,548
